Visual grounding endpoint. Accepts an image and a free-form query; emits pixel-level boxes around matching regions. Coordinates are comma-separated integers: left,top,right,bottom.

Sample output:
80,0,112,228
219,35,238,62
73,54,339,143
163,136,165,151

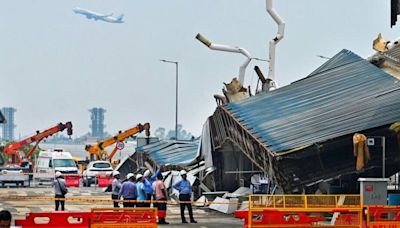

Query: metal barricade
246,194,363,228
91,207,158,228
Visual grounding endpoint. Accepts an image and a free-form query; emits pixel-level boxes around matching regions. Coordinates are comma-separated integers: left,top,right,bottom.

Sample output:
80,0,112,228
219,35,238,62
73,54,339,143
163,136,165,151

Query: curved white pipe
266,0,285,82
196,33,252,85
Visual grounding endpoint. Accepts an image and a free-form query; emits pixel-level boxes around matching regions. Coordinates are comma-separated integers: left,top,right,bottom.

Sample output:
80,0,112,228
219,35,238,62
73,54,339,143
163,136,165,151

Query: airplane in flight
73,7,124,24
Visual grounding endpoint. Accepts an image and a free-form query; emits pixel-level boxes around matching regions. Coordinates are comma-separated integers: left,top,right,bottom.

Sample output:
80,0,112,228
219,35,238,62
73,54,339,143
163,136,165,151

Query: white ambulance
33,149,79,186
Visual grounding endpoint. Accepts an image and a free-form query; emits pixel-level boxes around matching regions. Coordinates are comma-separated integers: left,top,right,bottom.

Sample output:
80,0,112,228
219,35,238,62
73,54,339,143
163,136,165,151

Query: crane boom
85,123,150,160
3,122,73,164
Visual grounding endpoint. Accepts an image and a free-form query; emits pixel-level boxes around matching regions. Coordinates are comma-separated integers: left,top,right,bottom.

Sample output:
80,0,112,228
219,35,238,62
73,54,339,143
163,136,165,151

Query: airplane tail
117,14,124,22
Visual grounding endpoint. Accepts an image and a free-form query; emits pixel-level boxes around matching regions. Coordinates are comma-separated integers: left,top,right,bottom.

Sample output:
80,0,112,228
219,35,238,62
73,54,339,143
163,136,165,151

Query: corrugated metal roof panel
225,49,400,152
136,140,199,166
308,49,362,77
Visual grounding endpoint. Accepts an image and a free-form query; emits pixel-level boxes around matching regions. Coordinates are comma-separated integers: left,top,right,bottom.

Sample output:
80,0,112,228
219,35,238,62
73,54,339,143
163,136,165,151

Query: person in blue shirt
136,173,147,207
143,169,160,207
118,173,137,207
111,171,122,208
173,170,197,224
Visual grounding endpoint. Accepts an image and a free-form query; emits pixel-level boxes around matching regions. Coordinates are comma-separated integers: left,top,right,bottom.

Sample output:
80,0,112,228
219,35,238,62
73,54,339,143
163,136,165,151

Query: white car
82,161,113,187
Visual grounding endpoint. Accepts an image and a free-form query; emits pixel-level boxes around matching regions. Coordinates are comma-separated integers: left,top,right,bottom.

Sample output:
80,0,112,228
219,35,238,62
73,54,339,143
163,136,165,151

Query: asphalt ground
0,186,243,227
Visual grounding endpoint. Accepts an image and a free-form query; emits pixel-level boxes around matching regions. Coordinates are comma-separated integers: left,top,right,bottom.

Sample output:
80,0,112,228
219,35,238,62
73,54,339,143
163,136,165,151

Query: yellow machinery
85,123,150,161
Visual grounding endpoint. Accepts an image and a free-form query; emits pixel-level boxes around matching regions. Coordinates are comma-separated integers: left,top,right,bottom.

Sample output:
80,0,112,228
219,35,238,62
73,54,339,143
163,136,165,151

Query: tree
154,127,166,139
166,124,194,140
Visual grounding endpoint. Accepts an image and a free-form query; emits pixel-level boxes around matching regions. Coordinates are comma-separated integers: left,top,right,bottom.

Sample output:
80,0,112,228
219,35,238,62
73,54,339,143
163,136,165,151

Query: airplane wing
100,13,113,18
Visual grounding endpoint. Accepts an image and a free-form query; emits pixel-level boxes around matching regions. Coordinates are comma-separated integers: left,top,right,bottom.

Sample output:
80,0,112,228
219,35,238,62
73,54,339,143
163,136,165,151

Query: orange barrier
367,206,400,228
65,175,80,187
15,208,158,228
14,211,92,228
91,207,158,228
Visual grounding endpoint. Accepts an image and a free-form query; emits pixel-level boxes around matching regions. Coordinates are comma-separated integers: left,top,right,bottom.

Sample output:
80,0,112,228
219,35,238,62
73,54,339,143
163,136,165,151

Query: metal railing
246,194,363,227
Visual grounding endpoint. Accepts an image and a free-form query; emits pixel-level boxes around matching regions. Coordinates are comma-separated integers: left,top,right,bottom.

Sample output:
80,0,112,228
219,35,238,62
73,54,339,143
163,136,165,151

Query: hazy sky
1,0,399,138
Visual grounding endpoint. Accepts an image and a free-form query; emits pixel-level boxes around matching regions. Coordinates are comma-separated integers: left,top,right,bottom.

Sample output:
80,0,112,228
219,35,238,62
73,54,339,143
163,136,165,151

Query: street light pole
160,59,179,140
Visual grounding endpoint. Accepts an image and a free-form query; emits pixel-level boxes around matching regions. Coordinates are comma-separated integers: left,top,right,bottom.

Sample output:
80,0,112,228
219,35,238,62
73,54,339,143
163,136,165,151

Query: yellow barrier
250,194,362,211
0,195,242,206
247,194,363,228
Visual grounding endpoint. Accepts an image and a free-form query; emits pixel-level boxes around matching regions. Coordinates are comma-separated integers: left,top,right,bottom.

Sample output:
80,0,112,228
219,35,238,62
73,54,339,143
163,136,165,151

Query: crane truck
0,122,73,187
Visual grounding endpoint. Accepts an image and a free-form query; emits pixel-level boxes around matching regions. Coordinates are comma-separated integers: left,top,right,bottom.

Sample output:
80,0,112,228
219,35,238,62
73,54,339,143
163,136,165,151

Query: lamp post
160,59,179,140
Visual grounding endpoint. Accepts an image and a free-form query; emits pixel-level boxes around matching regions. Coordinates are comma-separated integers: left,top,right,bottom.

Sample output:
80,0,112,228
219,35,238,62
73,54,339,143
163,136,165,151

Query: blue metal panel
136,140,199,166
225,49,400,152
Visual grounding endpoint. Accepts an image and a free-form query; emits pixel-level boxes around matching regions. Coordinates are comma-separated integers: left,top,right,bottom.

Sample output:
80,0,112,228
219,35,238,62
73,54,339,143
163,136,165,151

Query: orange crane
3,122,73,166
85,123,150,161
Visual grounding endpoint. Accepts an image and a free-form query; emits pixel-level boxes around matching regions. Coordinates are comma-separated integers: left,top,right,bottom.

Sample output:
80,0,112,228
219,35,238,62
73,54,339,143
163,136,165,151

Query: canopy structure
211,49,400,192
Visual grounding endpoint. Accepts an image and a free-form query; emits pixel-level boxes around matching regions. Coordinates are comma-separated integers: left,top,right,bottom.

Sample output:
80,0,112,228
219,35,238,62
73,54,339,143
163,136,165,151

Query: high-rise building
1,107,16,141
89,107,106,139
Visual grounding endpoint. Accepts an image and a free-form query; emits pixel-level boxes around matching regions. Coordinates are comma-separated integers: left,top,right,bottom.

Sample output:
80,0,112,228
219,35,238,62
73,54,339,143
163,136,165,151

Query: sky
0,0,399,139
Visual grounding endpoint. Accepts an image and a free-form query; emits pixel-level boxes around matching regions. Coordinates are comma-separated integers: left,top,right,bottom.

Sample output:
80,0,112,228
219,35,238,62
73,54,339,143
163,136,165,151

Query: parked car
82,161,113,187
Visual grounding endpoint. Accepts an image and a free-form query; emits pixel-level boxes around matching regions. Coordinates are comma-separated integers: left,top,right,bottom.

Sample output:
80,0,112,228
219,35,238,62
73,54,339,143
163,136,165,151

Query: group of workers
53,168,197,224
111,169,197,224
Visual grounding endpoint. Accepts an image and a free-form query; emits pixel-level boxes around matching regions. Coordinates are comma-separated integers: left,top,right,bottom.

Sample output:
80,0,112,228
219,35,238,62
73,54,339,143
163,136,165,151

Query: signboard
365,184,374,192
367,138,375,146
116,142,125,150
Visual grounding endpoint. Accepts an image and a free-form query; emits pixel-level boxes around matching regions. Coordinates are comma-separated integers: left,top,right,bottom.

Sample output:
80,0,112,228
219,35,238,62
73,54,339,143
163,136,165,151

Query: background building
89,107,106,139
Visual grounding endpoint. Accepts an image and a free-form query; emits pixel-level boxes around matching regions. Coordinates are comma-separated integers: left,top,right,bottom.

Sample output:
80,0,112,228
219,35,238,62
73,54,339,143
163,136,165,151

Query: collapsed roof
211,49,400,192
135,140,200,167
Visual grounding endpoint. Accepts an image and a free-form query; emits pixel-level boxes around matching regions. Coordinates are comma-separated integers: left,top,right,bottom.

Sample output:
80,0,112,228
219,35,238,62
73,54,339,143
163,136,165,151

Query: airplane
73,7,124,24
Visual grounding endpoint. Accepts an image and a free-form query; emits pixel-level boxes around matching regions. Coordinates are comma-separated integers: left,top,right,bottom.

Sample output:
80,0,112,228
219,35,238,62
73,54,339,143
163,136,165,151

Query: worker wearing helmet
143,169,161,207
136,173,147,207
154,173,169,224
118,173,137,207
111,171,122,208
54,171,68,211
173,170,197,223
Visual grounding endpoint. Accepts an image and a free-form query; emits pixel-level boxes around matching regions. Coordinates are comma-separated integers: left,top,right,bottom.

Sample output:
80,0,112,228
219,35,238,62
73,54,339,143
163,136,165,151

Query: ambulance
33,149,80,187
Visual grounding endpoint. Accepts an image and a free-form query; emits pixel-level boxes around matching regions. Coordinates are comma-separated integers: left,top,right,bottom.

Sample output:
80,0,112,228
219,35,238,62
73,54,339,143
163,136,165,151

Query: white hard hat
136,173,143,180
180,170,187,175
55,171,63,177
113,171,120,177
126,173,134,179
143,170,151,177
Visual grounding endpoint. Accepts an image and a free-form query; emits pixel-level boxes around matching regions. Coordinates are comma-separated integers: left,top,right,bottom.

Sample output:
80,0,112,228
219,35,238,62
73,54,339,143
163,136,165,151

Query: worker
118,173,137,207
136,173,146,207
154,173,169,224
0,210,12,228
173,170,197,224
111,171,122,208
143,169,160,207
54,171,68,211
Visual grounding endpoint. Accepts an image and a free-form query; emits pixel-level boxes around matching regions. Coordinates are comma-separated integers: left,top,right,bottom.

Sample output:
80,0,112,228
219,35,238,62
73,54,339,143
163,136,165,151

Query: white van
33,149,79,186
